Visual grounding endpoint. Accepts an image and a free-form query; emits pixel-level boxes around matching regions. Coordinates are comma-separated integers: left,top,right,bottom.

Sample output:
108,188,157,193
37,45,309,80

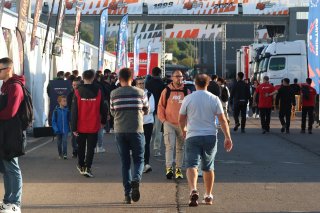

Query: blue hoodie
52,106,70,134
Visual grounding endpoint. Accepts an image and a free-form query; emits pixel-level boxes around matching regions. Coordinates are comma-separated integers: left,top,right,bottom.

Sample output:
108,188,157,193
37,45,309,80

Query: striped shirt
110,86,149,133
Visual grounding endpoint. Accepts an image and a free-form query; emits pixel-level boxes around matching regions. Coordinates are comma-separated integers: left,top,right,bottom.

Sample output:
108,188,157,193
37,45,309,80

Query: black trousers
233,102,247,129
77,133,98,168
279,107,291,131
301,106,314,130
143,123,153,165
259,108,272,131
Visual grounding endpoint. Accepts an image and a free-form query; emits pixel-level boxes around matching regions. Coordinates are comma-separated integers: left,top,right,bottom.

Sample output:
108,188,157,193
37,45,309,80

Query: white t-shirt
179,90,223,139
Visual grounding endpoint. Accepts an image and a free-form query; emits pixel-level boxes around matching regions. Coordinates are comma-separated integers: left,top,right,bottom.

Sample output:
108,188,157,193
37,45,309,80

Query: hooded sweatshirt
158,82,189,126
0,74,25,120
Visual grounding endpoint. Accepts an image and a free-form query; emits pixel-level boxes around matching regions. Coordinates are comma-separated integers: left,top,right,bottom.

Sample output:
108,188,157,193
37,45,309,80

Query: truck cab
257,40,308,85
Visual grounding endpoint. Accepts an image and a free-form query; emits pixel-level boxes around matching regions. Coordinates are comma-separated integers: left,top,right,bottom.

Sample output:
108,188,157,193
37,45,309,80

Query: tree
180,57,194,67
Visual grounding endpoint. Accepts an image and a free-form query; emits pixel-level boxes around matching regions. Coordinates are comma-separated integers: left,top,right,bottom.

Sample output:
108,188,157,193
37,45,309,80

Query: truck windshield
269,57,286,71
262,58,269,73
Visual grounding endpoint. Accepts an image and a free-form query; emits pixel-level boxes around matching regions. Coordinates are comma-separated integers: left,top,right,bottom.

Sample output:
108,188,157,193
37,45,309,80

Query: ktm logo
183,1,203,10
256,1,276,11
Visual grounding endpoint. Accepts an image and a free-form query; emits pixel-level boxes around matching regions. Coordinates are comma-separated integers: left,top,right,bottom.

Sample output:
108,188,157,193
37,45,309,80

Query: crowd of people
0,54,318,212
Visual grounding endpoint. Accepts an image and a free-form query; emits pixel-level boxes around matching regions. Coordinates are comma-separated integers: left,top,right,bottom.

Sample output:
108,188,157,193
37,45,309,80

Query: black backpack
164,86,188,107
301,85,310,100
220,86,229,102
14,82,34,130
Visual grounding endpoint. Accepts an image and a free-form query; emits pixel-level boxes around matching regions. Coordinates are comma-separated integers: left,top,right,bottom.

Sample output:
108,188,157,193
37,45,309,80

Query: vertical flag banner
147,41,152,75
17,0,30,42
52,0,66,56
133,34,140,77
31,0,43,51
98,8,108,71
0,0,5,24
72,1,83,70
116,14,128,73
43,0,56,55
308,0,320,93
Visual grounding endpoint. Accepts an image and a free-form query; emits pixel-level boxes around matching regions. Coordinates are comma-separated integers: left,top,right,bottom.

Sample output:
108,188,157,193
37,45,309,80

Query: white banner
242,0,289,15
147,0,238,15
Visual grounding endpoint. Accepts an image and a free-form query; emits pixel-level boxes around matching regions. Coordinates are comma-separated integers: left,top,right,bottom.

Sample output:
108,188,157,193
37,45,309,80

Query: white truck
254,40,308,86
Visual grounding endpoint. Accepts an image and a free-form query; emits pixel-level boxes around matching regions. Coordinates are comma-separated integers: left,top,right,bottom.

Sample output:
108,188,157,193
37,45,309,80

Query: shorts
185,135,217,171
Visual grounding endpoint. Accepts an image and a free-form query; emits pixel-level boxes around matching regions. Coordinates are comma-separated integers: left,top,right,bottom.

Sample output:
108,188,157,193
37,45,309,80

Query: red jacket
0,75,25,120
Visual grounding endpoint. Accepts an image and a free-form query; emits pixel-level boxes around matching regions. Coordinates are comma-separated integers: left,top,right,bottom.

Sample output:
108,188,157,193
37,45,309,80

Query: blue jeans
0,158,22,206
97,128,104,148
115,133,145,196
57,133,68,156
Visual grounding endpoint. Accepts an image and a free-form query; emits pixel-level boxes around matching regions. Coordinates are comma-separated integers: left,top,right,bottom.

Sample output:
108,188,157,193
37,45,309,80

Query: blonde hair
57,95,66,103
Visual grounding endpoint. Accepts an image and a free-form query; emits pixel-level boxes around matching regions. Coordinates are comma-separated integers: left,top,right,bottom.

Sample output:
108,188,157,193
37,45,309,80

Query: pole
214,36,216,75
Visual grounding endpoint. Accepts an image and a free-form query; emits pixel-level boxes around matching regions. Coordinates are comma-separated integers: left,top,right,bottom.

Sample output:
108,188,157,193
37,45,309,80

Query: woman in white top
136,77,155,173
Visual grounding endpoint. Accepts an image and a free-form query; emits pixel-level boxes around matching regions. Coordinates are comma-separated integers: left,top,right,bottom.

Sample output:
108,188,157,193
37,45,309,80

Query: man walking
110,68,149,204
300,78,317,134
253,76,275,134
71,70,108,178
158,70,189,180
179,73,233,207
230,72,250,133
145,67,166,157
0,57,25,213
275,78,296,134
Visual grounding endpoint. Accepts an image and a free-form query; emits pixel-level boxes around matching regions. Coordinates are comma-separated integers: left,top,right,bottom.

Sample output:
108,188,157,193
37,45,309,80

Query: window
269,57,286,71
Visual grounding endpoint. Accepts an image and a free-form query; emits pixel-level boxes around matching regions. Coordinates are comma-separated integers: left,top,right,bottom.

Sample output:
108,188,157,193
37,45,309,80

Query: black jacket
230,80,251,105
71,84,108,132
207,81,220,97
145,76,165,114
276,86,296,110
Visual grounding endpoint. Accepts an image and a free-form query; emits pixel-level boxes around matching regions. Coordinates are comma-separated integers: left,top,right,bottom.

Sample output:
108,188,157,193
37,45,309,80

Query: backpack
220,86,229,102
301,85,310,100
164,86,188,107
14,82,34,130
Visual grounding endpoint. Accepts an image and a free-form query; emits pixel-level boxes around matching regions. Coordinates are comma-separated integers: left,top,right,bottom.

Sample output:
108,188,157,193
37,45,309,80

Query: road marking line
26,138,53,154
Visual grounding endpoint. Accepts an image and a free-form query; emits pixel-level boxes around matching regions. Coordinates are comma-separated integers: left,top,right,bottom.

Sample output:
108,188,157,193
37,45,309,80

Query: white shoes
143,164,152,173
95,147,106,153
0,203,21,213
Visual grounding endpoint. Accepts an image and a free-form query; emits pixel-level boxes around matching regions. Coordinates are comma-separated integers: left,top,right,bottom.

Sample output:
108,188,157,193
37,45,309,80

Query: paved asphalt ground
1,113,320,213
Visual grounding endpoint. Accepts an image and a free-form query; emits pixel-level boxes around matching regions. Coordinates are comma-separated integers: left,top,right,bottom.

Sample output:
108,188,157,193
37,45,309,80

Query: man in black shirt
276,78,296,133
230,72,251,133
207,74,220,97
290,78,301,96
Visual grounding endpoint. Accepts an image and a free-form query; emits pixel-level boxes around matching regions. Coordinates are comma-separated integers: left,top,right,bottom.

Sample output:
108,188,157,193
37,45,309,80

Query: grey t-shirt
110,86,149,133
179,90,223,139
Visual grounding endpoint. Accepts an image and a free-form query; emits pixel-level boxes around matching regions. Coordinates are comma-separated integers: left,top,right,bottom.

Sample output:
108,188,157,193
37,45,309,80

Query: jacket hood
168,82,184,90
1,74,25,93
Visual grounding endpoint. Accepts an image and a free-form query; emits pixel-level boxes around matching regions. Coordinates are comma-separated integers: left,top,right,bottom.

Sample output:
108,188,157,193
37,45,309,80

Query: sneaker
84,167,94,178
58,155,62,159
143,164,152,173
301,129,306,134
202,194,213,205
308,130,312,134
285,130,290,134
233,123,240,131
189,190,199,207
131,181,140,202
256,114,260,119
281,126,285,133
153,150,162,157
124,195,131,204
175,168,184,179
253,113,256,118
76,165,85,175
262,129,267,134
0,203,21,213
166,167,174,179
95,147,106,153
63,155,67,160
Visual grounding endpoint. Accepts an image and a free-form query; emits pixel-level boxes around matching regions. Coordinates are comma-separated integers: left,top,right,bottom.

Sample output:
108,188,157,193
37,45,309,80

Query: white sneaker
143,164,152,173
95,147,106,153
253,113,256,118
109,129,114,133
0,203,21,213
256,114,260,119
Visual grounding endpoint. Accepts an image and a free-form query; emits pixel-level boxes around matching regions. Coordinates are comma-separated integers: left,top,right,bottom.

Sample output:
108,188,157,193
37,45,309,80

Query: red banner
128,52,159,76
17,0,30,42
31,0,43,51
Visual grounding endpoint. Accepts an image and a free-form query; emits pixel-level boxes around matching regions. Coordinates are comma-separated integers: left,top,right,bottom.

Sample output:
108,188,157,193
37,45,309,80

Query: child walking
52,96,70,159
